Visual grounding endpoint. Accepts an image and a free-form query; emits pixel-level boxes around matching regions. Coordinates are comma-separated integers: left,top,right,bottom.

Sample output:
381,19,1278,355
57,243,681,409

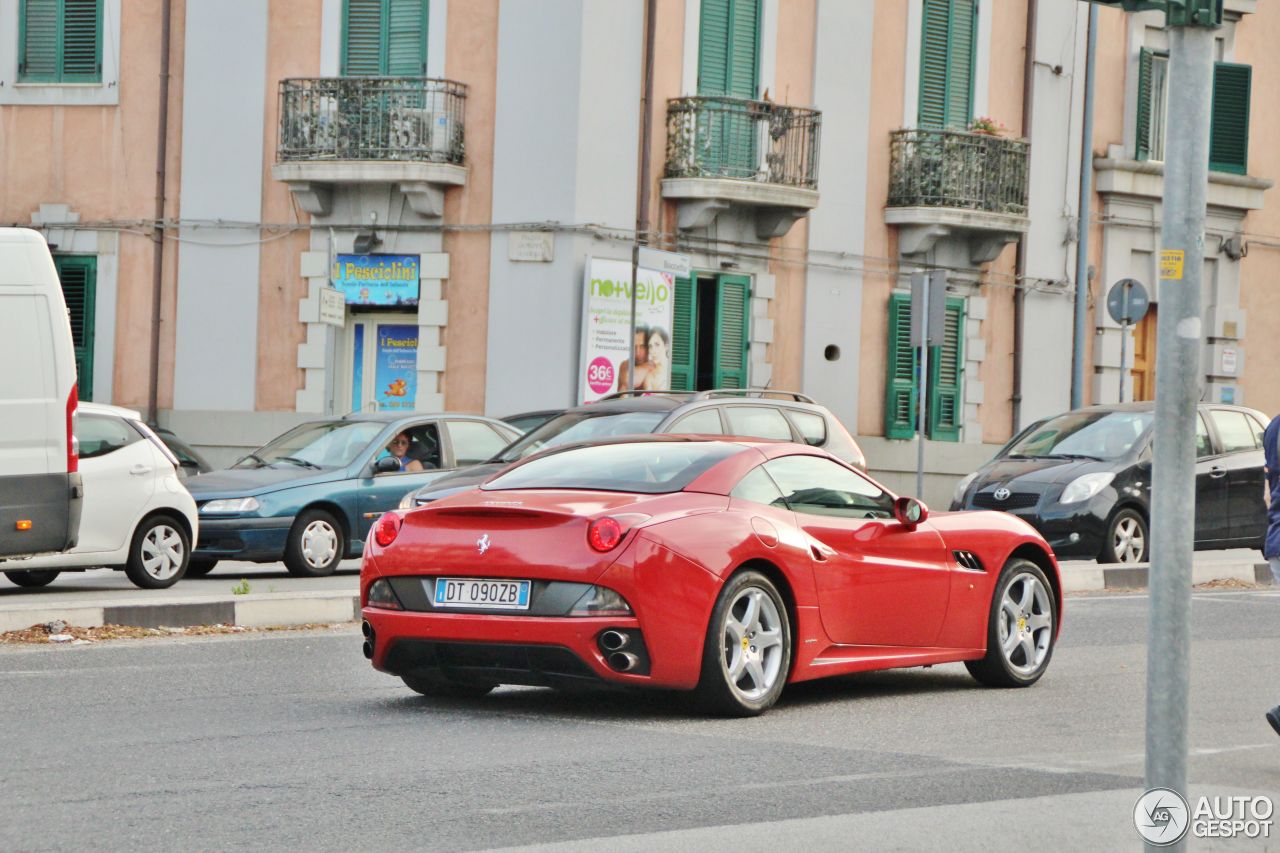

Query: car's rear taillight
373,512,403,547
366,578,402,610
587,517,624,552
65,384,78,474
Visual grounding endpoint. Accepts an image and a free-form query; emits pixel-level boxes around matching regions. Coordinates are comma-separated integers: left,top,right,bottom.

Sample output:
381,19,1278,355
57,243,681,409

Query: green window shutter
20,0,60,82
343,0,427,76
884,293,918,439
927,299,964,442
918,0,976,130
698,0,730,95
387,0,428,76
61,0,101,81
343,0,387,76
712,275,750,389
54,256,96,402
1135,48,1153,161
670,277,697,392
946,0,976,129
698,0,757,98
1209,62,1250,175
20,0,100,83
727,0,759,99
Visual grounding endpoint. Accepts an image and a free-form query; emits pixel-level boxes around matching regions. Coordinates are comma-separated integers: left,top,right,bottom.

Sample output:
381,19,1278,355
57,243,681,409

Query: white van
0,228,82,558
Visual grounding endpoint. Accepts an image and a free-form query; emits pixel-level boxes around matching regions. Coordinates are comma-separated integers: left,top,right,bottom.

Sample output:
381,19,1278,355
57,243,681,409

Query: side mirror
893,496,928,528
373,456,401,474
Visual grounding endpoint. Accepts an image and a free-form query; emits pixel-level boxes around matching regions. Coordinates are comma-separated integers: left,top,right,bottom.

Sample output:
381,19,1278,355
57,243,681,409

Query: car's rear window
483,441,738,494
498,411,667,463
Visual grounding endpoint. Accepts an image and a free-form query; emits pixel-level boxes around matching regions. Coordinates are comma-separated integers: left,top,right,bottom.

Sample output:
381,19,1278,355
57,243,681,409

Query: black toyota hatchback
950,402,1270,564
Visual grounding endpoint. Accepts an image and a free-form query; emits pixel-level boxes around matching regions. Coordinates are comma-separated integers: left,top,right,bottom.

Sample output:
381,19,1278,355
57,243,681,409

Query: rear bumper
194,516,292,561
363,608,660,688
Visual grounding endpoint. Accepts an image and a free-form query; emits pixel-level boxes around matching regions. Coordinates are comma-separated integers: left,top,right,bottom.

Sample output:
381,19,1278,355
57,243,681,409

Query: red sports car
360,437,1062,716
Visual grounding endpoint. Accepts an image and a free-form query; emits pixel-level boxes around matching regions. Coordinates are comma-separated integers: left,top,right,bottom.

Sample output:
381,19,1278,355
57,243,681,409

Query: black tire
124,514,190,590
185,557,219,578
402,672,496,698
4,570,60,588
283,509,345,577
694,570,791,717
1098,507,1148,564
966,558,1057,688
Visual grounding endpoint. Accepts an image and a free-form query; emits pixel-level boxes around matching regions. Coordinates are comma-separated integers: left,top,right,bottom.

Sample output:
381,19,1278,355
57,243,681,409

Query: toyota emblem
477,534,491,555
993,487,1011,501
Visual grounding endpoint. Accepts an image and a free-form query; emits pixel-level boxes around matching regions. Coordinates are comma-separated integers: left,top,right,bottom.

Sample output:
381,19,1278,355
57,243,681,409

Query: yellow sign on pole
1160,249,1185,280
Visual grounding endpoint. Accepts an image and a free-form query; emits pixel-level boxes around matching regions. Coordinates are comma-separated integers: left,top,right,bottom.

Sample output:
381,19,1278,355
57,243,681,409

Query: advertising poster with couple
578,257,675,404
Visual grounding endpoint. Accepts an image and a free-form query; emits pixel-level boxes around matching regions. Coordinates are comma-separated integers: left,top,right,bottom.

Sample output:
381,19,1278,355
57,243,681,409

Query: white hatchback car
0,403,198,590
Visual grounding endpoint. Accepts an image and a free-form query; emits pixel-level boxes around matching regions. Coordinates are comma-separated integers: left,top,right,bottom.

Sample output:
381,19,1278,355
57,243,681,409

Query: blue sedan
184,413,520,576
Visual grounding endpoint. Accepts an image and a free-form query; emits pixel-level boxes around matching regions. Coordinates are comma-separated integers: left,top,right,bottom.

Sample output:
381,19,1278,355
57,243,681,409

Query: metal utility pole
1146,21,1214,849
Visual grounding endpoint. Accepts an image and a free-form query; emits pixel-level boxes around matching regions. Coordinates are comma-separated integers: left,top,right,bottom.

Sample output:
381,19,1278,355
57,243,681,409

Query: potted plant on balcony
968,116,1007,136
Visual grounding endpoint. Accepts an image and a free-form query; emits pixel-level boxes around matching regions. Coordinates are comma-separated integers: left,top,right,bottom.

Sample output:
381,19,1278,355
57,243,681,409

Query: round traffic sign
1106,278,1150,326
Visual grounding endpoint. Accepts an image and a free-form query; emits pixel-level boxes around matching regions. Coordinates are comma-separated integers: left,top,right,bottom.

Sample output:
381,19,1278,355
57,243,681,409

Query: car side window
447,420,508,466
725,406,793,441
730,466,788,508
1209,410,1258,454
1195,414,1213,459
785,410,826,447
670,408,724,435
763,455,895,519
78,414,141,460
1247,413,1268,448
377,423,442,474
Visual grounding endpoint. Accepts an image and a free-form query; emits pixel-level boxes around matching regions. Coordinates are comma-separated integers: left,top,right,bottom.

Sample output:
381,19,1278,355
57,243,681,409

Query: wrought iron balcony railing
665,96,820,189
888,129,1029,215
277,77,466,164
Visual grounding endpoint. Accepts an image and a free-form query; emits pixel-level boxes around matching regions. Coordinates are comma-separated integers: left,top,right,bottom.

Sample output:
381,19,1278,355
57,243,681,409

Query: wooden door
1131,305,1157,402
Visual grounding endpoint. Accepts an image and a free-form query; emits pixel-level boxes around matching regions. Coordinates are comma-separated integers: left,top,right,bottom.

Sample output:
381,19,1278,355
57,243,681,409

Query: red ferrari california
360,437,1062,716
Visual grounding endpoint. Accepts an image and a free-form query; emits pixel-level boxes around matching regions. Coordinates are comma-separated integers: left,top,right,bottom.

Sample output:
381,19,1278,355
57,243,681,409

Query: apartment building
1,0,1275,502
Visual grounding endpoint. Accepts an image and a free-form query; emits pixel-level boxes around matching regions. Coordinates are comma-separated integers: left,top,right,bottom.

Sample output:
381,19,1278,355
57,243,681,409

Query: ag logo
476,534,491,555
993,487,1011,501
1134,787,1190,846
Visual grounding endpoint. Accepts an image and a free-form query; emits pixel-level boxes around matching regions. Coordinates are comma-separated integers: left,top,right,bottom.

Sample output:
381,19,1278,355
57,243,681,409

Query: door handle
130,464,152,476
1210,466,1226,479
809,544,828,562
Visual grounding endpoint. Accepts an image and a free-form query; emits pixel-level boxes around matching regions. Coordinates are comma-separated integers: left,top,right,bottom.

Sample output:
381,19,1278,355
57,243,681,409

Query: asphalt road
2,590,1279,852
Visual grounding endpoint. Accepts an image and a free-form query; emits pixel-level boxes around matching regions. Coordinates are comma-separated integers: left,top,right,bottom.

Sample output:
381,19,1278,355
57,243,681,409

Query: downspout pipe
1012,0,1038,434
1070,2,1097,411
147,0,172,425
636,0,658,244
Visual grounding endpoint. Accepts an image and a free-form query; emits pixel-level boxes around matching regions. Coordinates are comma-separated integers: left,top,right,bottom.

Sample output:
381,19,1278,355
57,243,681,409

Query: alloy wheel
997,572,1053,677
300,520,338,569
140,523,185,581
719,587,785,702
1112,516,1146,563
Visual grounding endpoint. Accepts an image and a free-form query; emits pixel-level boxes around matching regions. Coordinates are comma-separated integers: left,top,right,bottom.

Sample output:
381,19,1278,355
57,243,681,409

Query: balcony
661,96,821,238
885,129,1030,264
271,77,468,218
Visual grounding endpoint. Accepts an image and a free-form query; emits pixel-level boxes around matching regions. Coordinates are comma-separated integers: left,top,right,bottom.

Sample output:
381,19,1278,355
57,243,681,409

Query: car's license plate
433,577,531,610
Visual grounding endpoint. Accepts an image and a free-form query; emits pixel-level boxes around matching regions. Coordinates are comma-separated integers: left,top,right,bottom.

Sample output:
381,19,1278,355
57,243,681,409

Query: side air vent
953,550,985,572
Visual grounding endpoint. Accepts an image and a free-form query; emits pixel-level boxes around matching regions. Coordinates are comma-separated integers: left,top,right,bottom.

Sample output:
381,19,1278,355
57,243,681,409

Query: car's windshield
496,410,667,463
1004,410,1153,461
233,421,385,469
485,441,737,494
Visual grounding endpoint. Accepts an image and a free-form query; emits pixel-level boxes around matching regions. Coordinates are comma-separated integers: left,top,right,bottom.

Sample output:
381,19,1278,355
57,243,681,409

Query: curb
0,591,360,633
1059,560,1273,593
0,561,1272,633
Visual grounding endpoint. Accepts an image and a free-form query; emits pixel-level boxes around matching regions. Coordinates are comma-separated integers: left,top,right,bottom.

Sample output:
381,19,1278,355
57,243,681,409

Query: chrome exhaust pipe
599,630,629,651
362,639,374,660
608,651,638,672
361,620,372,638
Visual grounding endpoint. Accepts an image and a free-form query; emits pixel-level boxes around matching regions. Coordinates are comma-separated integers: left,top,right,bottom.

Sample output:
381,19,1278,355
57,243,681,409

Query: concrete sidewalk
0,551,1271,632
